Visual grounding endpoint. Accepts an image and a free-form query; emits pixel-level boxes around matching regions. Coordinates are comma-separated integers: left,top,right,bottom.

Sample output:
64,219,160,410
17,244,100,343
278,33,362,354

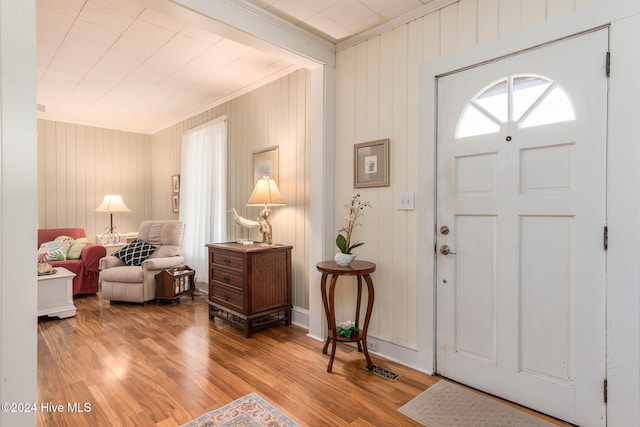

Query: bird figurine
228,208,260,228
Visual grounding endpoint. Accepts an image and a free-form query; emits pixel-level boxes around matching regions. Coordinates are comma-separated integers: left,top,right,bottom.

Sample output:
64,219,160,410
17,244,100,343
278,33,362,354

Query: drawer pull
223,258,231,265
223,276,231,284
223,294,231,301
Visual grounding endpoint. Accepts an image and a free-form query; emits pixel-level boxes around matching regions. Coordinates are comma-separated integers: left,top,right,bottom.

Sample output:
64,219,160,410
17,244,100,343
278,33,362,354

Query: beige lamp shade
246,177,285,206
95,194,131,212
95,194,130,245
246,177,285,245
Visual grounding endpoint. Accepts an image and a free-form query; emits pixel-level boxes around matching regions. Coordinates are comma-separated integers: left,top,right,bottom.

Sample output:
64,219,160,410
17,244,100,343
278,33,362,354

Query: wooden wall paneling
423,11,441,62
66,124,78,227
458,0,479,50
478,0,500,44
54,122,67,227
85,125,96,237
547,0,575,19
376,31,395,339
522,2,547,29
499,0,523,36
334,46,356,323
405,18,424,344
75,125,87,231
94,127,105,240
440,3,459,56
390,24,410,343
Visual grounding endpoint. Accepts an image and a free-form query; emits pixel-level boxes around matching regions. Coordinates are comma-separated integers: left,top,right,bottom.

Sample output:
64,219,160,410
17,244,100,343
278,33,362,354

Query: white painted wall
37,121,152,241
0,0,38,425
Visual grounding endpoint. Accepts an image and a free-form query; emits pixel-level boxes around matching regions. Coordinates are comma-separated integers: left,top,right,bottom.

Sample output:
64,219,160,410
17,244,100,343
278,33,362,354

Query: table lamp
95,194,131,244
246,176,285,245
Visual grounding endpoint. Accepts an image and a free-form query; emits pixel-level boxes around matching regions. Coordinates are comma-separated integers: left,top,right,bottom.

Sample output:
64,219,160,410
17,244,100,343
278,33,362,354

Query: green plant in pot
336,320,361,339
335,193,371,267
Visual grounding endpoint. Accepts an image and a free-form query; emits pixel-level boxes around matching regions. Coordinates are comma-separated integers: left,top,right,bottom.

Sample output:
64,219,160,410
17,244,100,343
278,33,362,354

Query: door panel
436,29,608,426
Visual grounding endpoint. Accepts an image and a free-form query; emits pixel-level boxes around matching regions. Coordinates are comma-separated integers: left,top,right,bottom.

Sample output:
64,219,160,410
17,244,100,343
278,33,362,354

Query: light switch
398,192,415,210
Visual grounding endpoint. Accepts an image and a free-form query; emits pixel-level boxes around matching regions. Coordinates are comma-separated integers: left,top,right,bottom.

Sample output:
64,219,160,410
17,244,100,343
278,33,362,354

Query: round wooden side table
316,260,376,373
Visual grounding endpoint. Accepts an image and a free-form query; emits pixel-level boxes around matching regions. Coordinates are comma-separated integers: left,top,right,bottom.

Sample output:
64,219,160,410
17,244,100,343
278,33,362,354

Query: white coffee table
37,267,76,318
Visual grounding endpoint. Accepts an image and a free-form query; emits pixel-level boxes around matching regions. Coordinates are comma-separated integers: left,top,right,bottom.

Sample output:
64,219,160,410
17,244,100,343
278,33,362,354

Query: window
179,116,227,283
456,75,575,139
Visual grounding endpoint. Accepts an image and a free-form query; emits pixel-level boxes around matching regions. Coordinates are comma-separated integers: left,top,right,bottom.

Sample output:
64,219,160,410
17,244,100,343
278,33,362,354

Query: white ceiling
245,0,434,43
36,0,432,134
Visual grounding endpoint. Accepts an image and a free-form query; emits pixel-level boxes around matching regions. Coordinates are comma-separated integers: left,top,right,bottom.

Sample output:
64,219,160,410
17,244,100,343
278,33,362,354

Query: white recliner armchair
99,220,185,303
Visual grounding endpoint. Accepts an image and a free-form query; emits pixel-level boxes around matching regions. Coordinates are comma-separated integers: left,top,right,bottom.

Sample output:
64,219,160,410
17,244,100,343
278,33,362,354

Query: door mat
362,364,401,382
182,392,299,427
398,380,555,427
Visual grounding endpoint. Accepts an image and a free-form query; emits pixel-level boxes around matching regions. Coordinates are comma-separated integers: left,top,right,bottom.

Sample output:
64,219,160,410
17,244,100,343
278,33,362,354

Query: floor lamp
95,194,131,244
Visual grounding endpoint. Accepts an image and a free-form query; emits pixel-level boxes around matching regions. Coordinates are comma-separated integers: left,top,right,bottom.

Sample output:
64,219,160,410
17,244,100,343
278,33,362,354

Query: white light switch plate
398,192,415,210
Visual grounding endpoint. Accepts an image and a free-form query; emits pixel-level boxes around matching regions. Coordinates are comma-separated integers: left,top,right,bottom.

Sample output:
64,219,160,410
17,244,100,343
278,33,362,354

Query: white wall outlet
366,340,376,351
398,192,415,210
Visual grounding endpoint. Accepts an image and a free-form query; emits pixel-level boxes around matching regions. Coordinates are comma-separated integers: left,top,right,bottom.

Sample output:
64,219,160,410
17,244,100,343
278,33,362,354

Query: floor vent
363,365,401,382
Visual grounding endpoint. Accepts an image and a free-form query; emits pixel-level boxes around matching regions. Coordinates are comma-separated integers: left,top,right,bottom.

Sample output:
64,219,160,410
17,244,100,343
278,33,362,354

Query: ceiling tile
321,1,381,30
138,8,187,33
269,0,315,23
37,0,84,18
90,0,144,18
302,14,353,41
79,2,135,32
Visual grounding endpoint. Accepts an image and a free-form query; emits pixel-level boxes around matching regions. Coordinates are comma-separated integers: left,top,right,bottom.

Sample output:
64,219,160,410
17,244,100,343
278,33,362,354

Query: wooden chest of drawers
206,242,293,337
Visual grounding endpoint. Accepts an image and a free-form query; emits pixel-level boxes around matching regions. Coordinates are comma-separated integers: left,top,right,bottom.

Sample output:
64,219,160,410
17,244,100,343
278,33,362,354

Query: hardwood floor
37,293,571,426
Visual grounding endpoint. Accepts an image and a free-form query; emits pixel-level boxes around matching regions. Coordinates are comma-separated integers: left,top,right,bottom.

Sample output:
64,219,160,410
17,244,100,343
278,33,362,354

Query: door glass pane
456,104,501,138
455,74,575,138
520,86,575,129
512,76,552,121
475,79,508,123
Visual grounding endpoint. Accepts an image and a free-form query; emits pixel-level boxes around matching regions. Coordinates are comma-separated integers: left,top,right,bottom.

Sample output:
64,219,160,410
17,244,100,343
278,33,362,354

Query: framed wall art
252,146,279,185
354,138,390,188
171,174,180,194
172,194,179,213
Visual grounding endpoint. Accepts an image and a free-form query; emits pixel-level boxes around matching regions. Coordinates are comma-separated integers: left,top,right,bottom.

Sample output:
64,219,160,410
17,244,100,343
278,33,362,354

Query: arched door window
456,75,575,139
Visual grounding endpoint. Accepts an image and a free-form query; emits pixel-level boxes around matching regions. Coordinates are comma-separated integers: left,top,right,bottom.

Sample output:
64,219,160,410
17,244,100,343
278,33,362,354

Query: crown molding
337,0,458,51
170,0,336,67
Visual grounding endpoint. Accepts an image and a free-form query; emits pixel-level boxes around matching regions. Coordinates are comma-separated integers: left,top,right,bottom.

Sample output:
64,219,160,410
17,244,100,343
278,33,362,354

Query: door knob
439,245,457,255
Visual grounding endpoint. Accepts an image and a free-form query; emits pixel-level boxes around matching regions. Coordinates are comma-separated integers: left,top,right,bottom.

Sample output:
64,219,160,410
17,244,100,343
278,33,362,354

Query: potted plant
336,320,361,339
335,193,371,267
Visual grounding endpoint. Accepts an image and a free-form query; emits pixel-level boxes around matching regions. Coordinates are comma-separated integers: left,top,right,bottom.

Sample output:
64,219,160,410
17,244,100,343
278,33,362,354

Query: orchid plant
336,320,361,339
336,193,371,254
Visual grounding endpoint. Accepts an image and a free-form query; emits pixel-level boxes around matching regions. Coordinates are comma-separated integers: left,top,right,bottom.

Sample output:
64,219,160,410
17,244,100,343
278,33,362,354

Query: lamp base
99,226,121,245
257,206,273,245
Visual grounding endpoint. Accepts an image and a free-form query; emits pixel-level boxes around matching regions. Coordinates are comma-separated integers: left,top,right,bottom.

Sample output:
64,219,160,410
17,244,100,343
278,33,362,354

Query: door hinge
604,225,608,250
606,52,611,77
604,379,608,403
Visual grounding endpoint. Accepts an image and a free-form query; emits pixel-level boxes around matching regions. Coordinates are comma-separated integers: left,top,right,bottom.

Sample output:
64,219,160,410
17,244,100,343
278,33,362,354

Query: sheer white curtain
179,116,227,284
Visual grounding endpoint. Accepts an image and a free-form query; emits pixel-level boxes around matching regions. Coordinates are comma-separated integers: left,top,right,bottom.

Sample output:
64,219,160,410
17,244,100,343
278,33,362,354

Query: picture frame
171,174,180,194
171,194,179,213
252,146,279,185
354,138,390,188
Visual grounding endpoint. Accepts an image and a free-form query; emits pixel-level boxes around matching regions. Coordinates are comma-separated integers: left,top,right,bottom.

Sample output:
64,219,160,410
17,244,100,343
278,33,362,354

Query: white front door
436,29,608,426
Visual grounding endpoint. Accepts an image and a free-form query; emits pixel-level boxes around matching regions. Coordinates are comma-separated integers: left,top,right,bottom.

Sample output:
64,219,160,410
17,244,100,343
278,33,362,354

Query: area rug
182,392,300,427
398,380,555,427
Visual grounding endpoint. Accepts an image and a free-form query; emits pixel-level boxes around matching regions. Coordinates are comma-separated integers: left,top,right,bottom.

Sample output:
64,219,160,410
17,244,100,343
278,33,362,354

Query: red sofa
38,228,106,295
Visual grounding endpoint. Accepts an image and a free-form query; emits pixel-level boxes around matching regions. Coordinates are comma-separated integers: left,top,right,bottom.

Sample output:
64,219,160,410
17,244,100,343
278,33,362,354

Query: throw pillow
37,236,73,262
112,239,157,266
66,238,88,260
